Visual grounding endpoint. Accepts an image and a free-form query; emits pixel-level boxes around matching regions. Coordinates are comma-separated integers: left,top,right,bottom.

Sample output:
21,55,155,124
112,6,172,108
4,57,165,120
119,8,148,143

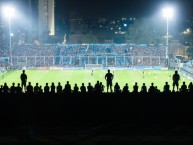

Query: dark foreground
1,93,193,145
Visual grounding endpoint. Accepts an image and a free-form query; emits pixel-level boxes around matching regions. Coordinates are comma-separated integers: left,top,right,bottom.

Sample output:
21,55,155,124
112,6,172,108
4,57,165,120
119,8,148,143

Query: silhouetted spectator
16,83,22,94
100,82,105,92
0,85,3,94
57,82,62,94
50,82,55,94
39,86,43,94
64,81,71,94
105,69,113,93
3,83,9,94
188,82,193,93
172,70,180,92
122,83,129,93
95,81,101,93
180,82,187,93
34,83,39,94
114,82,121,93
10,83,16,94
133,82,138,93
20,70,27,92
73,83,79,93
80,83,86,93
141,83,147,93
87,82,94,93
149,83,156,93
163,82,170,93
44,83,50,93
27,82,33,94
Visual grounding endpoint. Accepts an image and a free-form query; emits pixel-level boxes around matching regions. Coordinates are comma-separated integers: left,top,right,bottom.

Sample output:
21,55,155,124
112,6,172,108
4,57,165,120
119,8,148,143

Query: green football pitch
0,69,191,92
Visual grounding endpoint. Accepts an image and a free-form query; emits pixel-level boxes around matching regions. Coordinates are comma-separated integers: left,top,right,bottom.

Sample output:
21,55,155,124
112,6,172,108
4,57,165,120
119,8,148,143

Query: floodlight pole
166,17,169,67
8,15,13,67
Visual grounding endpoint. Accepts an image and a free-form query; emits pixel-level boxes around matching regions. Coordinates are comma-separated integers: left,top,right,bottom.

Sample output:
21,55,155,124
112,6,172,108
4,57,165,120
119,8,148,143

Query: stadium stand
1,44,167,68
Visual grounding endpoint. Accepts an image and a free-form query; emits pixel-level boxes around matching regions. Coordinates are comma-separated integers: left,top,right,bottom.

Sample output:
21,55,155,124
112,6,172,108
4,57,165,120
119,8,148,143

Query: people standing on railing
172,71,180,92
20,70,27,93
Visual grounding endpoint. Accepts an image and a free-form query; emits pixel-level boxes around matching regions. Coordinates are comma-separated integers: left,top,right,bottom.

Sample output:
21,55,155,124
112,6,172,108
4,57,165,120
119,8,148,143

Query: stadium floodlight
2,6,15,67
162,7,174,67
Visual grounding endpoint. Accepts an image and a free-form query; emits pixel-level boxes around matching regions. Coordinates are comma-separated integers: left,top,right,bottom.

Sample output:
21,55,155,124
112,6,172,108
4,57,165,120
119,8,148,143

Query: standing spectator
87,82,94,93
133,82,138,93
3,83,9,94
20,70,27,93
16,83,22,94
44,83,50,93
172,71,180,92
141,83,147,93
105,69,114,93
163,82,170,93
64,81,71,94
27,82,33,94
188,82,193,93
94,81,101,93
80,83,86,93
10,83,16,94
148,83,156,93
114,82,121,93
50,82,55,94
180,82,187,93
122,83,129,93
57,82,62,94
73,83,79,93
34,83,40,93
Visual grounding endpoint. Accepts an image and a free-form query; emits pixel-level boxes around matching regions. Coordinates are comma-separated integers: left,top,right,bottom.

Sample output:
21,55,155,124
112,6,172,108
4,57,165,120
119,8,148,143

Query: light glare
3,6,15,17
162,8,173,18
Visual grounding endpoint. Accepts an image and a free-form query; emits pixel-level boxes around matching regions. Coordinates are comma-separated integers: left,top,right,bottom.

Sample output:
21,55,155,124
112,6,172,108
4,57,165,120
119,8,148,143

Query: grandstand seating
0,44,167,68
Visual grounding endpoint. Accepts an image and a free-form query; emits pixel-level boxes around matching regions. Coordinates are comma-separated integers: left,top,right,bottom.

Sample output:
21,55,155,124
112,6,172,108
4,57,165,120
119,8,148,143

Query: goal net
85,64,103,69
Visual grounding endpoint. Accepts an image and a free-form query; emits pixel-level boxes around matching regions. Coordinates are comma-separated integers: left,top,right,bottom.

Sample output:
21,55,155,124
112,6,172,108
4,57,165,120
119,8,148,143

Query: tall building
38,0,55,42
28,0,38,43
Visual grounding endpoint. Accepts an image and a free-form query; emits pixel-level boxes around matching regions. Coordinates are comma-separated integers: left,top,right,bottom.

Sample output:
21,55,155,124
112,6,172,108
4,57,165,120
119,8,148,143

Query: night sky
0,0,193,19
56,0,193,18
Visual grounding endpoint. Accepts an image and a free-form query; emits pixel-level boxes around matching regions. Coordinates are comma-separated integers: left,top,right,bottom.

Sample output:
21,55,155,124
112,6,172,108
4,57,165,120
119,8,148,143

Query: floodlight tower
162,8,173,67
3,6,15,67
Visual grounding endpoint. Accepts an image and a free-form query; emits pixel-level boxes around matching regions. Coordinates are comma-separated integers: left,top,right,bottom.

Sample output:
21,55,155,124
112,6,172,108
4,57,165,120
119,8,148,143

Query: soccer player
20,70,27,93
172,70,180,92
143,70,145,78
105,69,114,93
1,70,4,80
91,70,93,76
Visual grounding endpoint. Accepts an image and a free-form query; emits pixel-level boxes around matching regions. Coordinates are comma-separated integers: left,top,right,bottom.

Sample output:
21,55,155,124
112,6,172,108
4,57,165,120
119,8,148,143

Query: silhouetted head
108,69,110,73
165,82,168,85
46,83,48,86
23,70,25,73
36,83,38,86
126,83,128,86
17,83,20,86
82,83,84,86
97,81,99,84
88,82,91,86
29,82,31,85
52,82,54,85
12,83,15,86
151,83,154,86
67,81,69,84
175,71,178,74
116,82,118,85
135,82,137,85
75,83,77,86
183,81,185,85
4,83,7,86
143,83,145,86
58,82,61,85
